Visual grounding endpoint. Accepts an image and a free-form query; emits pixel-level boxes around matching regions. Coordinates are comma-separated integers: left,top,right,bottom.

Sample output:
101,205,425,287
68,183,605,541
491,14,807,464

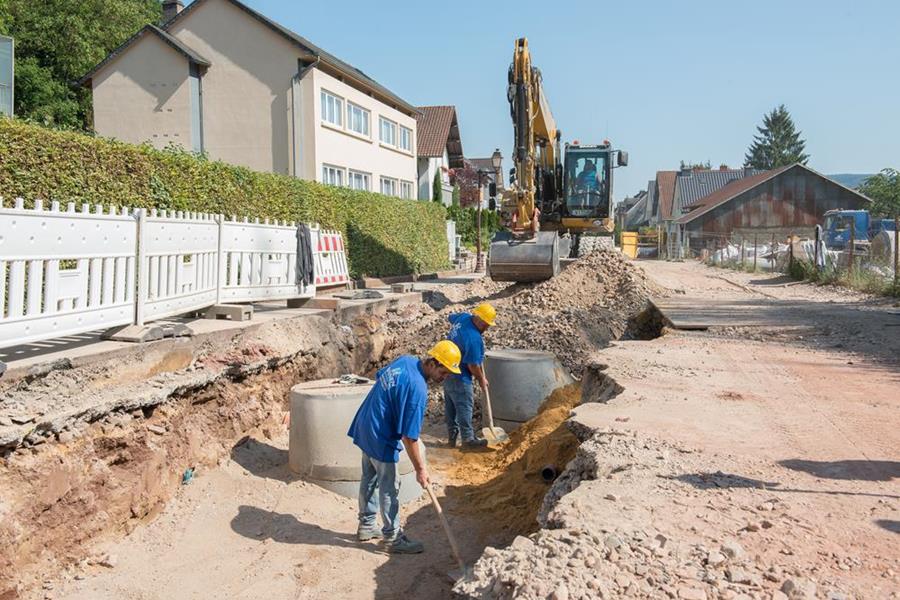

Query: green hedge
447,204,501,250
0,119,449,277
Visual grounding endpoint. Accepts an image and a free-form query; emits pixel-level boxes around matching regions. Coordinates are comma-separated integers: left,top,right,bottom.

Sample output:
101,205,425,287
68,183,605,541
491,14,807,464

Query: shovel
480,387,509,445
425,485,472,583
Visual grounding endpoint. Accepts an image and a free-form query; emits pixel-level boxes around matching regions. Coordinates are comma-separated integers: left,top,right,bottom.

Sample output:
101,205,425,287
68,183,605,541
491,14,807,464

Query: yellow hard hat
428,340,462,374
472,303,496,327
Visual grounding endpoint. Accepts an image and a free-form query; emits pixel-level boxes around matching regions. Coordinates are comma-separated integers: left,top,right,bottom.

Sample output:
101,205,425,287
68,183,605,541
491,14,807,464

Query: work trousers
443,376,476,442
357,452,400,538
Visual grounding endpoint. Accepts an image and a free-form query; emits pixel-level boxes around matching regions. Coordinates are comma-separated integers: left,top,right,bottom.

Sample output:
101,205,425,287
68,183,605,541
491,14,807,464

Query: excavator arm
506,37,560,231
488,38,562,282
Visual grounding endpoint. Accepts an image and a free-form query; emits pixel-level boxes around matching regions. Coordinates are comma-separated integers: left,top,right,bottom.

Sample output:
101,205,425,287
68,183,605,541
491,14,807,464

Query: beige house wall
92,34,192,150
166,0,299,174
305,68,417,193
89,0,419,190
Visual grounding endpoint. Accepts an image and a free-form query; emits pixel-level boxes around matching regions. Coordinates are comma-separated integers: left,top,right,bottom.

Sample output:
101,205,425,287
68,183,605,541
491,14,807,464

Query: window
380,176,398,197
322,164,344,186
347,102,370,137
349,170,371,191
399,126,413,152
400,180,414,199
320,90,343,127
379,117,397,146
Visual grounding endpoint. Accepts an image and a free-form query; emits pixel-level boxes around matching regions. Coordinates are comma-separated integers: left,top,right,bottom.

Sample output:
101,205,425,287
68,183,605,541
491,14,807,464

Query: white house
79,0,419,196
415,105,464,203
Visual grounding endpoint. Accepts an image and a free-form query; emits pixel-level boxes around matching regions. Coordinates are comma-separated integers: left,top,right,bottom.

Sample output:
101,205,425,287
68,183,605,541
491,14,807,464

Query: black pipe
540,464,558,483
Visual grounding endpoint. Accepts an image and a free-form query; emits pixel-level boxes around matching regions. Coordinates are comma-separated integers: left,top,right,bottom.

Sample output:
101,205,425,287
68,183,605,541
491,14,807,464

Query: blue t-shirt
347,355,428,463
446,313,485,383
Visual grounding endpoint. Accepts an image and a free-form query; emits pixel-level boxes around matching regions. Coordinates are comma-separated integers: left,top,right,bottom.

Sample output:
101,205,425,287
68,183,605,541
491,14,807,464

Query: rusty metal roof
673,168,762,216
676,164,798,224
416,106,465,168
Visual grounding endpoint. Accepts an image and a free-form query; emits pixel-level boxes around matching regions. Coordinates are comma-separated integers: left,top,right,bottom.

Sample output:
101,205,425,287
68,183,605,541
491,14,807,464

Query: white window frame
399,126,413,153
400,180,414,199
380,176,399,197
322,164,345,187
379,117,397,146
346,102,370,137
320,89,344,128
349,169,371,192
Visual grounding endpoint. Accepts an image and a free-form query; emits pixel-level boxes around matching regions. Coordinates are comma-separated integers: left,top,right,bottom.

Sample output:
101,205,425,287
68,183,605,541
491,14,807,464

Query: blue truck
823,209,897,251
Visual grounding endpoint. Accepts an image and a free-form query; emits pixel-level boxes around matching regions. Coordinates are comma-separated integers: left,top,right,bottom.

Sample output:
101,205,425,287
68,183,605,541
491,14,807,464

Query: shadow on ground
230,505,381,553
875,519,900,534
230,436,300,484
778,459,899,482
669,470,900,500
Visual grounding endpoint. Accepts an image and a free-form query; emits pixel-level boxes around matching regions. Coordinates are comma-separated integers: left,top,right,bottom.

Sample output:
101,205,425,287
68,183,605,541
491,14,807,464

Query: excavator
488,37,629,282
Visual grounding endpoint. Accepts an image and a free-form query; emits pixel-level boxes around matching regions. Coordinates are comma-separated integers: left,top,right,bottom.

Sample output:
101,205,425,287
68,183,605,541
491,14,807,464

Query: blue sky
225,0,899,199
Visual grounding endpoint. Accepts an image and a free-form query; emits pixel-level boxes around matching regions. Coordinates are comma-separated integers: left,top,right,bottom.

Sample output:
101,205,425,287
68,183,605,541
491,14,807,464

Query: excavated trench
0,254,661,598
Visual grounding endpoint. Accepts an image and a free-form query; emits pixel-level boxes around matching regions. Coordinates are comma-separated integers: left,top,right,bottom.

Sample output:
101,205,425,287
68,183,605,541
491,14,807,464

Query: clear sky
216,0,899,199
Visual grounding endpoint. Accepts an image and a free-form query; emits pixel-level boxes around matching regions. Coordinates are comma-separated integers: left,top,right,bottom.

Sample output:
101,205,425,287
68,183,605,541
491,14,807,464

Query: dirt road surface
37,259,900,599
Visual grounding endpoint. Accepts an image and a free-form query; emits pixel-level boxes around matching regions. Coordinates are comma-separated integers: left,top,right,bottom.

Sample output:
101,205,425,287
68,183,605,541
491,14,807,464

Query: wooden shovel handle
483,386,495,430
426,486,466,573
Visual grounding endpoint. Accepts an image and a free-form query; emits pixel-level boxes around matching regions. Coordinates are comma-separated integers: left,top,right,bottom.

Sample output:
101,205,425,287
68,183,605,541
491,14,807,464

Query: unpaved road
38,260,900,599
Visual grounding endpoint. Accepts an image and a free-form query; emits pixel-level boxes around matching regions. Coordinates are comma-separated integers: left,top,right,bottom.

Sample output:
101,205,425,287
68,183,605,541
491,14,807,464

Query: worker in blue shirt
444,303,497,449
348,340,461,554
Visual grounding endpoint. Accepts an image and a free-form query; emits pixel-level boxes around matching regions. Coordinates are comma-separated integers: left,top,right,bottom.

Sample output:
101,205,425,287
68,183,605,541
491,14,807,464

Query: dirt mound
385,249,661,378
442,383,582,535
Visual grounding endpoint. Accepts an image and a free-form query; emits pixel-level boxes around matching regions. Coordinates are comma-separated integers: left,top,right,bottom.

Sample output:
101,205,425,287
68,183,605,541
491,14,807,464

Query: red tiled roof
416,106,454,156
676,165,794,224
657,171,677,220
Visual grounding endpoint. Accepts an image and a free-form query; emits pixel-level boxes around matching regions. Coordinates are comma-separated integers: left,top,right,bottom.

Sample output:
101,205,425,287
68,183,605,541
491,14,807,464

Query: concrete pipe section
289,378,423,504
483,349,574,430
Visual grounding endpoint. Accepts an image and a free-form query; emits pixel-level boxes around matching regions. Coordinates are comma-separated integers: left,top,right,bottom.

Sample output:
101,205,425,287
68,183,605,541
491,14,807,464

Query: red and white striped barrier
314,228,350,288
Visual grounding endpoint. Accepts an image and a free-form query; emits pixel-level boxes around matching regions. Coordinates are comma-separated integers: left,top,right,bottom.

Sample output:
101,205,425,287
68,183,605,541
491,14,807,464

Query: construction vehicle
823,209,897,252
488,37,628,282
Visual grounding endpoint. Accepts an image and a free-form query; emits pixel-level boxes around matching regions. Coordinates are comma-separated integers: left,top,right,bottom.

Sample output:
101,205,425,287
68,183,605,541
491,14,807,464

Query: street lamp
491,148,502,171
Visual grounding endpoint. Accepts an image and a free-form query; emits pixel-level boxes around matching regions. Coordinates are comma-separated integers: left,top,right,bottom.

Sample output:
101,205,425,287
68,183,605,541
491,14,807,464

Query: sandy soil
17,259,900,599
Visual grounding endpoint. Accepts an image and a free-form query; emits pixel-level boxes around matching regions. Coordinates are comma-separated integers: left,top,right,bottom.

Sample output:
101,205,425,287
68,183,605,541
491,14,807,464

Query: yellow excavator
488,38,628,282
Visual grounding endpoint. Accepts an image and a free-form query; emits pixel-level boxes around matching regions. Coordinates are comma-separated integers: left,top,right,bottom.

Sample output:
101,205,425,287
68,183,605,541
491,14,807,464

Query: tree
451,184,460,208
450,162,481,207
744,104,809,170
679,160,710,170
2,0,160,128
432,170,442,203
859,169,900,218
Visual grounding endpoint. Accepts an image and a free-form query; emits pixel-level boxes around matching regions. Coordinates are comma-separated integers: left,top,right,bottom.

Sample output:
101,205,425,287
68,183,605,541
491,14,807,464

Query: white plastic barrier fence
313,228,350,287
0,199,349,348
137,209,220,323
0,199,137,345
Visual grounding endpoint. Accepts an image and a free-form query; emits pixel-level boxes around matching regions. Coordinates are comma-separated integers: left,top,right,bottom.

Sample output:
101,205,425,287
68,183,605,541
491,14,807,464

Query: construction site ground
2,257,898,599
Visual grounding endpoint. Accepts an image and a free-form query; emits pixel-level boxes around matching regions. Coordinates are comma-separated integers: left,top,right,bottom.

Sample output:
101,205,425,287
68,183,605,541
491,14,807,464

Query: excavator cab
563,144,613,223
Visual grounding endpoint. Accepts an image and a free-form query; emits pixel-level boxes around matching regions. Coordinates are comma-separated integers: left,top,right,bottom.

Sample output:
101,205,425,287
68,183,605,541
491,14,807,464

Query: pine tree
432,170,443,202
744,104,809,170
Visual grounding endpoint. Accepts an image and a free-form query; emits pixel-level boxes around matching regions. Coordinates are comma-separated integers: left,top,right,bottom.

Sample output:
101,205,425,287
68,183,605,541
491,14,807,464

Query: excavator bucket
488,231,560,282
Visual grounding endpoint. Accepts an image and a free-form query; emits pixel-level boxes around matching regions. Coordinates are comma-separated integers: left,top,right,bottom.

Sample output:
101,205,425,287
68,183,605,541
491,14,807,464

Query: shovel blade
481,426,509,445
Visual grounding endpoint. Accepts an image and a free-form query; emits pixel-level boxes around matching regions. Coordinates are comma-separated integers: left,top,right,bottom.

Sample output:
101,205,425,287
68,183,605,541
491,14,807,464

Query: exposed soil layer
442,383,582,535
0,313,389,597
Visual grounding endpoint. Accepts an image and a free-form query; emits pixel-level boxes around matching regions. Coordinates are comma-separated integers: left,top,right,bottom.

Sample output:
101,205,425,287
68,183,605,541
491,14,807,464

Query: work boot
448,432,458,448
386,533,425,554
357,524,381,542
462,438,489,450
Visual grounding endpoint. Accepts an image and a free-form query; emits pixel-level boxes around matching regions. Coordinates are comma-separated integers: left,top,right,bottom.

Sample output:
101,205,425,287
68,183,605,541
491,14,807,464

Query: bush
0,118,449,277
447,204,500,250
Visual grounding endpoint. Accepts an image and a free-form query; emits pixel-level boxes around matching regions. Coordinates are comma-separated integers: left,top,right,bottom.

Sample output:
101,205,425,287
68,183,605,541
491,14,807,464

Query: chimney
161,0,184,23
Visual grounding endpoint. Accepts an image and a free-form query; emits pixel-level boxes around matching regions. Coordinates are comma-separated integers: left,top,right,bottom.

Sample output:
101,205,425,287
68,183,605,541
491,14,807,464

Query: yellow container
620,232,638,258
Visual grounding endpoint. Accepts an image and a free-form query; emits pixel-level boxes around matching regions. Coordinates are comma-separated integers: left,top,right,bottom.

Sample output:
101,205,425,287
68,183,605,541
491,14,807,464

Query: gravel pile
385,249,662,378
454,428,833,600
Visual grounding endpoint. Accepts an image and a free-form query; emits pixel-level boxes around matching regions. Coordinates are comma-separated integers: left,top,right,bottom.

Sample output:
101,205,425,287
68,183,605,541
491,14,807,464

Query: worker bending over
347,340,462,554
444,303,496,449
